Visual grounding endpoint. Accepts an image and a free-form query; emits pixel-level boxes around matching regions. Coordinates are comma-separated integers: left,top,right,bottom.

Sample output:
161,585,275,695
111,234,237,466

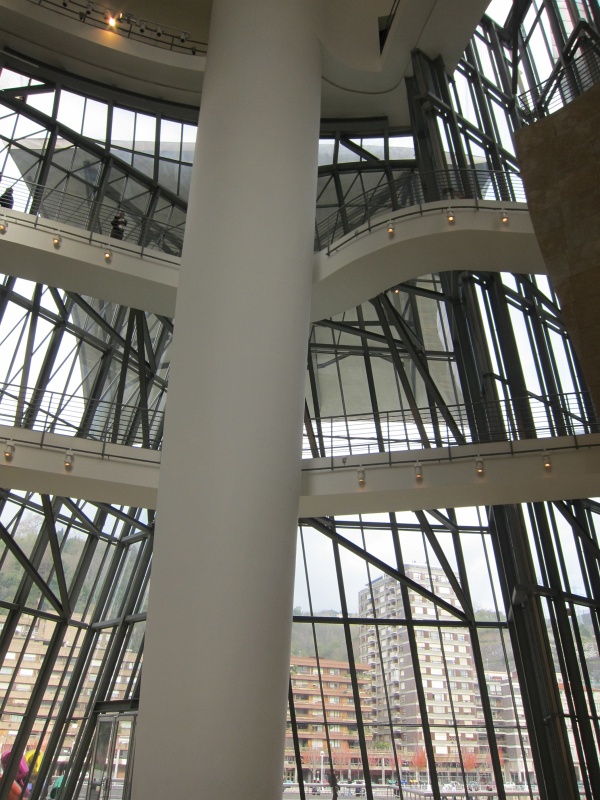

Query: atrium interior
0,2,599,800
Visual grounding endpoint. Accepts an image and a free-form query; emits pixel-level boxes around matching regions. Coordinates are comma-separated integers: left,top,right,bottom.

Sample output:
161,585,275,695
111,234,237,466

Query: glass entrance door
85,715,136,800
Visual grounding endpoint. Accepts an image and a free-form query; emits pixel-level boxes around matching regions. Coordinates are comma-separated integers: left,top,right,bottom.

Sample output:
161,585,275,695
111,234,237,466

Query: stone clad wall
515,81,600,412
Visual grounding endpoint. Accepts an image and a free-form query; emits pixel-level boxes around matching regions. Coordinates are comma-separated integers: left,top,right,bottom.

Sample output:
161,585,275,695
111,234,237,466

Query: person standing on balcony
0,185,14,208
110,209,127,240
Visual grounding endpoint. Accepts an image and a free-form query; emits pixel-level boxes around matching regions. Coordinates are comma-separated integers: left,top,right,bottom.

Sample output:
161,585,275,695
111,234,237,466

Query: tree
411,747,427,784
462,751,477,775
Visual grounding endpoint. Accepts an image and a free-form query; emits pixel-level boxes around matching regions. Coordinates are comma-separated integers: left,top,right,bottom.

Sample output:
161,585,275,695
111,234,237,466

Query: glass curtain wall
0,2,599,800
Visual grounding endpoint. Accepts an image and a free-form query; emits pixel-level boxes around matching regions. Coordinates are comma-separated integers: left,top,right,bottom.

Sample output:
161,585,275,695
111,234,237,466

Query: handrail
27,0,207,56
0,168,527,262
0,382,165,450
518,24,600,122
302,391,598,460
0,176,185,258
314,168,526,253
0,383,594,458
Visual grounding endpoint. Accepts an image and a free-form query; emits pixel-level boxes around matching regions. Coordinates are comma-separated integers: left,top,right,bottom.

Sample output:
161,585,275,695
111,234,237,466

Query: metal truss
0,3,599,800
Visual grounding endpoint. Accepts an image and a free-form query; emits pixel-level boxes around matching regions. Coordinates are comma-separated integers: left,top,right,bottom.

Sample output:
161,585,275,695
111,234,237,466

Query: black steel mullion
112,311,136,444
288,680,307,800
356,306,385,452
371,297,431,447
0,520,64,614
307,341,326,457
414,511,473,620
135,309,150,448
331,537,373,798
489,504,579,800
41,494,72,617
382,295,467,445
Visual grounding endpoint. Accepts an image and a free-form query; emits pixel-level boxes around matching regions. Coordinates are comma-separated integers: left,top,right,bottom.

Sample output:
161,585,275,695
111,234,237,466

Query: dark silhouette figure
0,186,14,208
110,210,127,240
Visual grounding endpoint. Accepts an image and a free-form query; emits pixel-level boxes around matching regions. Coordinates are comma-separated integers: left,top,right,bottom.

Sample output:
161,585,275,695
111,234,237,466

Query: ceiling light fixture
52,234,62,249
475,457,484,476
414,461,423,482
139,20,146,33
0,219,8,234
107,14,117,28
447,208,455,224
357,467,366,488
387,220,395,235
64,450,74,471
4,440,15,462
103,247,112,262
501,210,509,224
543,451,551,470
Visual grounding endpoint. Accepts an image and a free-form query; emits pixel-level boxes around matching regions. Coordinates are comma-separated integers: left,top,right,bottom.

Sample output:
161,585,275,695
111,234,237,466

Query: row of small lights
4,440,75,470
0,223,115,262
356,450,552,486
385,208,509,236
57,1,192,44
3,439,554,478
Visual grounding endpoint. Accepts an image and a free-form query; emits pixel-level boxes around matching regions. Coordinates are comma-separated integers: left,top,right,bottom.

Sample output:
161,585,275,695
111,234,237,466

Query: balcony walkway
0,184,545,322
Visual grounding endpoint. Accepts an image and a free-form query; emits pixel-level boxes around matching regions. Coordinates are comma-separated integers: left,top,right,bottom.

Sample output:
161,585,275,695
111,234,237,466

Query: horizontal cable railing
0,177,185,258
303,391,598,460
518,46,600,122
314,168,526,252
27,0,207,55
0,383,164,450
0,385,596,459
0,167,525,262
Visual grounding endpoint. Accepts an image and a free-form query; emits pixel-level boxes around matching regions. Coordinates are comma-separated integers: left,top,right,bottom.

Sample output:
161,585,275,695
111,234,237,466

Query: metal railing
0,383,165,450
518,46,600,122
27,0,207,55
1,384,595,457
303,391,598,460
314,168,526,253
0,177,185,258
518,22,600,123
0,167,525,262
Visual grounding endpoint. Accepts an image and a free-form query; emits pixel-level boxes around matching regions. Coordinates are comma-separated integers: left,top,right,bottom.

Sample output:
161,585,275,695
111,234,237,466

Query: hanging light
447,209,455,224
414,461,423,481
387,220,395,235
52,234,62,249
500,210,509,224
543,451,551,470
357,467,366,487
475,457,484,476
64,450,74,471
4,440,15,462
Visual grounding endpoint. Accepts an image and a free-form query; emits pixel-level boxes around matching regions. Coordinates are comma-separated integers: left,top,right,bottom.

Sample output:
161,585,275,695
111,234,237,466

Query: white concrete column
131,2,321,800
